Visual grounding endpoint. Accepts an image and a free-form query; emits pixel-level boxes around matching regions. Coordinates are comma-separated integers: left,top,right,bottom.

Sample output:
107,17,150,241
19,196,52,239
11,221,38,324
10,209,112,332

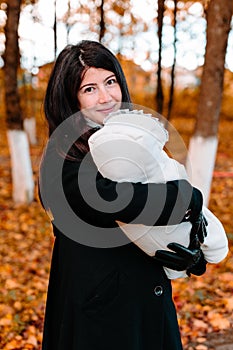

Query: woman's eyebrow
79,74,116,90
79,82,96,90
80,73,116,90
104,74,116,82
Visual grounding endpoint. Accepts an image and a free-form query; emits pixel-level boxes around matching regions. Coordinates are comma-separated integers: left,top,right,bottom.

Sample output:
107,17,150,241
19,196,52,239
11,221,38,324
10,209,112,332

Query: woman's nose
98,87,112,103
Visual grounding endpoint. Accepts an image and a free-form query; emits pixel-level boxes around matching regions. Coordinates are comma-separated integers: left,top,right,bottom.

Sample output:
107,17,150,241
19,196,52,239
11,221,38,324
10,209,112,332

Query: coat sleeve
60,155,203,229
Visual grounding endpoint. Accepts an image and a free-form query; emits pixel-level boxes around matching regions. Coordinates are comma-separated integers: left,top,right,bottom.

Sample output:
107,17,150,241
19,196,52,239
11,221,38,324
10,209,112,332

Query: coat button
154,285,163,296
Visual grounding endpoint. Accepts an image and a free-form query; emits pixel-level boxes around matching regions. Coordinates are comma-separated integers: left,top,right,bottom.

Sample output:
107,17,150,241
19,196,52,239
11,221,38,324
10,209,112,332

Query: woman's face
77,67,122,125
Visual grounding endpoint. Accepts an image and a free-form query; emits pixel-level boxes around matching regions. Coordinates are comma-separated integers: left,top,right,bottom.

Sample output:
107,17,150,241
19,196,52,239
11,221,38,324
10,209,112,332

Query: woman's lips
96,105,117,114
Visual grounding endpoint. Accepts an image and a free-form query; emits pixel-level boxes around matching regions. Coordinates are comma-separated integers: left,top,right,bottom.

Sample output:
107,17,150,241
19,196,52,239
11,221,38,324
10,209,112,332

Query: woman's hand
153,241,207,276
190,211,208,244
153,210,208,276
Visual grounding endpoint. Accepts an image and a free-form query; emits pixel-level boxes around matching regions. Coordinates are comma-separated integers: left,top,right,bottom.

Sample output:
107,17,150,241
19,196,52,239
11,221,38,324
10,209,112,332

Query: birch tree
186,0,233,205
3,0,34,203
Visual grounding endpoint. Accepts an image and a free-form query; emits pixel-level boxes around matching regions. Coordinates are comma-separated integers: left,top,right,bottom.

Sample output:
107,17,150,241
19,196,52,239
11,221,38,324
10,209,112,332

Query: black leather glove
153,242,203,272
153,189,209,276
186,249,207,276
153,213,208,277
186,226,207,276
190,211,208,244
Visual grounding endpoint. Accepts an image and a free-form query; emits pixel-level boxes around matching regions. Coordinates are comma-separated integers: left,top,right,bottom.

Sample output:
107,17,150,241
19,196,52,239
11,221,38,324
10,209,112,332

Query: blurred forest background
0,0,233,349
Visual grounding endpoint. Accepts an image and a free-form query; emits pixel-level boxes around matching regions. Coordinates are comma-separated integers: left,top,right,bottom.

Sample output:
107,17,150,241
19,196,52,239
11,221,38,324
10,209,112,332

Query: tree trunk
156,0,165,114
54,0,57,59
22,71,37,145
4,0,22,130
166,0,177,123
3,0,34,203
99,0,105,42
66,0,71,44
186,0,233,205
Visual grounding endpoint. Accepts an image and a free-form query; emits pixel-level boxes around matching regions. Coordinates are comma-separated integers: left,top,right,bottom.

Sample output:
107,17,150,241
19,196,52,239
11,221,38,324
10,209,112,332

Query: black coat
40,146,202,350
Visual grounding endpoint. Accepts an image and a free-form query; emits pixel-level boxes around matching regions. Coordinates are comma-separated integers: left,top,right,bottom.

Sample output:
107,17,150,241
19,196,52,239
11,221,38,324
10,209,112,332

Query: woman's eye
107,78,117,85
84,86,95,93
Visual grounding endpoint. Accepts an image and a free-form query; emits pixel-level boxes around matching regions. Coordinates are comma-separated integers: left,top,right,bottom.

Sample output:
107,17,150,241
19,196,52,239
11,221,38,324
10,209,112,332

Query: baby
88,110,228,279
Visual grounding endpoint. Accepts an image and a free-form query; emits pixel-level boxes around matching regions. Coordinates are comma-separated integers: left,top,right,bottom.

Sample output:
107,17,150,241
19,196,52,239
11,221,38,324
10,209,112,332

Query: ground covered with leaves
0,115,232,350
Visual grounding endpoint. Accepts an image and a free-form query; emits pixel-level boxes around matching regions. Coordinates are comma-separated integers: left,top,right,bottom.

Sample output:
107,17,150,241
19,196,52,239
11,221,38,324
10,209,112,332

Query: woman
39,40,207,350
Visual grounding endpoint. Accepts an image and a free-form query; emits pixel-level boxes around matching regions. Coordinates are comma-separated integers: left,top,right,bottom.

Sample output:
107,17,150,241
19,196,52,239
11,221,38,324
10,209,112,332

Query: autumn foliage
0,64,233,349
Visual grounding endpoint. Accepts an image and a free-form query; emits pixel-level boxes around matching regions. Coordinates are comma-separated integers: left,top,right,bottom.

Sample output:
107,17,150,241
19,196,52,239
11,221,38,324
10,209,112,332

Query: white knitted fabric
88,110,228,279
89,109,188,184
